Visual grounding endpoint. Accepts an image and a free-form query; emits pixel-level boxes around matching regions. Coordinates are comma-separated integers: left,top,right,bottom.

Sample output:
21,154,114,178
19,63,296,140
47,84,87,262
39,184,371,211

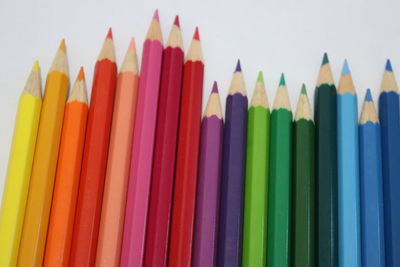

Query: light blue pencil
337,60,361,267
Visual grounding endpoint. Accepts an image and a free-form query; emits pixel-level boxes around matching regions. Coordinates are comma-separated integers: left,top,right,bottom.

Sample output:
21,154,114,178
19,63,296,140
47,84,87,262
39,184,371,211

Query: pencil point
212,81,218,93
153,9,160,21
279,73,286,86
128,37,136,50
301,84,307,95
193,27,200,40
32,60,40,72
235,59,242,72
386,59,393,72
106,28,113,39
59,39,66,52
173,15,180,27
342,59,350,75
257,71,264,83
365,89,373,102
322,52,329,65
77,67,85,81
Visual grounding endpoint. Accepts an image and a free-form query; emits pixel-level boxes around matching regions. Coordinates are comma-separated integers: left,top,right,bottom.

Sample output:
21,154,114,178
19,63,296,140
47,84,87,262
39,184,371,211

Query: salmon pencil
70,30,117,267
96,38,139,267
144,16,184,267
120,10,163,267
0,61,42,267
169,27,204,267
17,40,69,266
44,68,88,267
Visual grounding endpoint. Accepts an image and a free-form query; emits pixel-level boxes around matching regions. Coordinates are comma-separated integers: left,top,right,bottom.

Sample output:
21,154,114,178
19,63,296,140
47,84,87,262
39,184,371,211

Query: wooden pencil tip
32,60,40,72
106,28,113,39
235,59,242,72
342,59,350,75
77,67,85,81
386,59,393,72
193,27,200,40
212,81,219,93
153,9,160,21
174,15,180,27
257,71,264,83
301,83,307,95
279,73,286,86
59,39,66,52
322,52,329,65
128,37,136,51
365,88,373,102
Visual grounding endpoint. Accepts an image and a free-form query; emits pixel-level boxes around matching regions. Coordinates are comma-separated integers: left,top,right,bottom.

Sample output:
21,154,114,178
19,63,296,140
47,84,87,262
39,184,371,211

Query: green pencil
267,73,293,267
292,84,315,267
242,72,270,267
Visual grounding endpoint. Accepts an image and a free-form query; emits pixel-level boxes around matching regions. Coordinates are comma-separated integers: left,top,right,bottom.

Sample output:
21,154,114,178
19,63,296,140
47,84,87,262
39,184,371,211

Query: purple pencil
217,60,248,267
192,82,224,267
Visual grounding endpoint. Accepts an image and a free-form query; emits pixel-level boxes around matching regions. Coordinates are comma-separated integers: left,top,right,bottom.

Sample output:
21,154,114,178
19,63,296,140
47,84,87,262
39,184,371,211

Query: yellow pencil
0,61,42,267
17,40,69,267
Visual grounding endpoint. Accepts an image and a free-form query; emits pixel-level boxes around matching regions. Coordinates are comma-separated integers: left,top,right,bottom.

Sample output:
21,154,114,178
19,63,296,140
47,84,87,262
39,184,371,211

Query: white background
1,0,400,199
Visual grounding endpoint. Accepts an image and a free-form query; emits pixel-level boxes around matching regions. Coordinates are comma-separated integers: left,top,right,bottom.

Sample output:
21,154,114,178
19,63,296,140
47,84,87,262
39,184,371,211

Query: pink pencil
120,10,163,267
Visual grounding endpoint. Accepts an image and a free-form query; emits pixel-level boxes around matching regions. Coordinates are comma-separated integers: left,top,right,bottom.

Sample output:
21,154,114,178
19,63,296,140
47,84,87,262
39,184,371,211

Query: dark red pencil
144,16,184,267
168,27,204,267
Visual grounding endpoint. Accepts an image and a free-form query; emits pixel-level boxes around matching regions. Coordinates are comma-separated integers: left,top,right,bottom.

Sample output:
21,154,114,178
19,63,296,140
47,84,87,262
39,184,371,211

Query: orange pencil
17,40,69,267
43,68,88,267
96,38,139,267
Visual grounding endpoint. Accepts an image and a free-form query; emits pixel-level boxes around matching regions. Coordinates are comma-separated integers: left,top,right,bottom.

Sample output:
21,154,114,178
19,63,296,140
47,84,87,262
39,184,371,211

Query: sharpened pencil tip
106,28,113,39
32,60,40,72
235,59,242,72
193,27,200,40
342,59,350,75
301,84,307,95
386,59,393,72
173,15,180,27
212,81,218,93
77,67,85,81
128,37,136,50
257,71,264,83
365,89,373,102
153,9,160,21
322,52,329,65
279,73,286,86
59,39,66,52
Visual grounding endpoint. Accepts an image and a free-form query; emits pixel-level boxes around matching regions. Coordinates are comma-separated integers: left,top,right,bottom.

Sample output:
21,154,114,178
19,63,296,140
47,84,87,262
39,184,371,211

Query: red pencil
69,29,117,267
144,15,184,267
168,27,204,267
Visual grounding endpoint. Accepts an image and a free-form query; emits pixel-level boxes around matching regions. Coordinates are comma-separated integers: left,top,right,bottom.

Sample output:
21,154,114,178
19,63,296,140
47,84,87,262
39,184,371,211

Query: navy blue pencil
359,89,385,267
217,60,248,267
379,60,400,267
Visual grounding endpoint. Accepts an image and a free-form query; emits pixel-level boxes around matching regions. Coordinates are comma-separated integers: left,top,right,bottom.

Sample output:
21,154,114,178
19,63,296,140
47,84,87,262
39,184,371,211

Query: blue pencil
379,59,400,267
359,89,386,267
337,60,361,267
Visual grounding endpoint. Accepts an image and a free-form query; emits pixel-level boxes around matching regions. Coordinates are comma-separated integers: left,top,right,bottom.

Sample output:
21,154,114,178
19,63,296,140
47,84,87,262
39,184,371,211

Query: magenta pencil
192,82,224,267
120,10,163,267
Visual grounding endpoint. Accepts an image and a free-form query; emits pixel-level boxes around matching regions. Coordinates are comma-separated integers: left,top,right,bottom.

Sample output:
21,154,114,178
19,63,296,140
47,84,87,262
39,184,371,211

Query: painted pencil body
217,61,248,267
70,30,117,267
379,60,400,267
96,38,139,267
192,83,224,267
337,61,361,267
169,28,204,267
0,62,42,267
44,68,88,267
293,85,315,267
359,89,385,267
242,72,269,267
144,16,184,267
315,54,338,267
17,41,69,267
267,74,293,267
120,11,163,267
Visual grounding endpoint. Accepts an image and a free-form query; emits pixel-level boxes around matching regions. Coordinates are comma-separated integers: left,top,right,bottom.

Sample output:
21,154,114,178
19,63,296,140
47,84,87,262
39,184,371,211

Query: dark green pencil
293,84,315,267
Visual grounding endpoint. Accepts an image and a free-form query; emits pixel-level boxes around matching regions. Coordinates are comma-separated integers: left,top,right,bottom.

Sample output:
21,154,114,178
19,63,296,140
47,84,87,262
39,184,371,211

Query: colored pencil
144,15,184,267
120,10,163,267
292,84,315,267
267,73,293,267
169,27,204,267
70,29,117,266
217,60,248,267
379,59,400,267
315,53,338,267
242,72,269,267
0,61,42,267
192,82,224,267
44,68,88,267
96,38,139,267
17,41,68,267
337,60,361,267
359,89,385,267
